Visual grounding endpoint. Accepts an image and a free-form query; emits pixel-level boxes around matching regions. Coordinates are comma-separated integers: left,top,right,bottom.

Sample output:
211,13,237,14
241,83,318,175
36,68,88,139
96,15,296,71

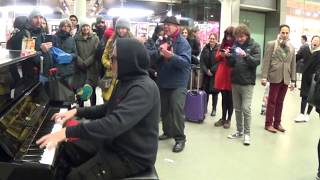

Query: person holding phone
214,26,235,128
226,24,260,146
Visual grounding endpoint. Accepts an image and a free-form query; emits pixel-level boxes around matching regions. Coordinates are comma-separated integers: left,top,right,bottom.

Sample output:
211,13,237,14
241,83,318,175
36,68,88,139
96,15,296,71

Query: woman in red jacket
214,26,235,129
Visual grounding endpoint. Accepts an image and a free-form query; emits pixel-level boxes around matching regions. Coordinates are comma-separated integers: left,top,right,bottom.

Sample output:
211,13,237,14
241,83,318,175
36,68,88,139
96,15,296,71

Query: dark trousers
300,96,313,114
206,91,219,112
160,87,187,142
265,82,288,127
221,90,233,121
55,141,142,180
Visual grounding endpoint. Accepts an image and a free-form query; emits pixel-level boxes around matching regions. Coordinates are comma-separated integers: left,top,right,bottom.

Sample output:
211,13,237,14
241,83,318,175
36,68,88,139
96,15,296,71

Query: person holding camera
156,16,191,153
226,24,261,146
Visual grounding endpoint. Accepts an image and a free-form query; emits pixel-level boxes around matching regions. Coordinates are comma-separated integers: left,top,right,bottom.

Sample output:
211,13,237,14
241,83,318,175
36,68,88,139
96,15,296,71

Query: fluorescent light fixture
295,9,302,15
305,11,312,16
1,5,53,15
108,8,154,18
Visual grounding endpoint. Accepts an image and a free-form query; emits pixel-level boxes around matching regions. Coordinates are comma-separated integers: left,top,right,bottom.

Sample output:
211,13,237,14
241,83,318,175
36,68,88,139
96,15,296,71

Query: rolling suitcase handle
190,65,201,91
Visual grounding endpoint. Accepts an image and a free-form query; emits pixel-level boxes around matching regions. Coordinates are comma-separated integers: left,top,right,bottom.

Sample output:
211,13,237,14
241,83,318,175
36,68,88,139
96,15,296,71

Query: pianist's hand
36,128,66,149
52,109,77,125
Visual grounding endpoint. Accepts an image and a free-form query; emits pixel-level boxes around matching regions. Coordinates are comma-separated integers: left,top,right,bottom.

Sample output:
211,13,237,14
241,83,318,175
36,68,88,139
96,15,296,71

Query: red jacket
214,50,232,91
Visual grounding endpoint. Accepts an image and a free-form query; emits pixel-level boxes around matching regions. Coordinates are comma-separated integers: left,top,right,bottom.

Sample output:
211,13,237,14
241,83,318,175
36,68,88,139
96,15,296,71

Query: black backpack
6,16,30,50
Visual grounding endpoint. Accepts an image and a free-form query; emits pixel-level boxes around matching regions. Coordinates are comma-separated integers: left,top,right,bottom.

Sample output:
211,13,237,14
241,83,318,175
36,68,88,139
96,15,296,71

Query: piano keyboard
22,108,68,166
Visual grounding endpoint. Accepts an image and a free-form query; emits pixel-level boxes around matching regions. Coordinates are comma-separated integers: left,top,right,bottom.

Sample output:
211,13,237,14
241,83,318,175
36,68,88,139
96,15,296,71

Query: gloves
76,84,93,101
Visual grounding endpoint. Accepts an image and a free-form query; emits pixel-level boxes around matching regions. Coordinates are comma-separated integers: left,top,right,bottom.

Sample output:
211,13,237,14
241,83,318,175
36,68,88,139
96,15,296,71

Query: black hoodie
66,38,161,169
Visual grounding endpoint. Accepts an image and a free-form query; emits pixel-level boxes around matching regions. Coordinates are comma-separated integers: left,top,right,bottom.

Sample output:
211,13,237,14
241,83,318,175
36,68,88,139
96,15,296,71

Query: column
218,0,240,41
74,0,86,20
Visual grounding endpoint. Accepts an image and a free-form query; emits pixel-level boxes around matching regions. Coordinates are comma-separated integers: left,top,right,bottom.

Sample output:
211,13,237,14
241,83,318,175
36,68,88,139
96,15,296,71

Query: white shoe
243,134,251,146
295,113,307,123
305,115,310,122
227,131,243,139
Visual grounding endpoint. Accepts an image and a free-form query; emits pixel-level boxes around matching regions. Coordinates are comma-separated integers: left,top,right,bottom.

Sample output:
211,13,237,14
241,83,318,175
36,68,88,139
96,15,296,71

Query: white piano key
39,108,68,165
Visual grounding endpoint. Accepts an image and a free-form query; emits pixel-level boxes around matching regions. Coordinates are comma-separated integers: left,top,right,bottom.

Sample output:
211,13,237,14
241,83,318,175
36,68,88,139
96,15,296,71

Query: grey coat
261,40,296,85
74,32,99,88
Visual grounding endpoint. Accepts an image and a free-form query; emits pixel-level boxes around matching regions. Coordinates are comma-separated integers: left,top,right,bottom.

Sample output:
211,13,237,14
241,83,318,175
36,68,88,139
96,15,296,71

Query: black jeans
55,141,142,180
221,90,233,121
300,96,313,114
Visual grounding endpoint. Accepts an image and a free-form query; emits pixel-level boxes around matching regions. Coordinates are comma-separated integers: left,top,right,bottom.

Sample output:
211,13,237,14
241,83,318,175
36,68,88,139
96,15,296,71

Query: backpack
6,16,30,50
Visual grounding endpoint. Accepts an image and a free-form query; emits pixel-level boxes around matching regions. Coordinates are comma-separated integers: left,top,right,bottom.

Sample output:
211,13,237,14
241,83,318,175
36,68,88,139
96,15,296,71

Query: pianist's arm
75,103,109,119
66,85,156,140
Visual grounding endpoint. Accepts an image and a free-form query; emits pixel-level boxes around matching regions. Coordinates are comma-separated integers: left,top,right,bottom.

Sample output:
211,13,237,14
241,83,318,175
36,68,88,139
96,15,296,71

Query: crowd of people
2,7,320,180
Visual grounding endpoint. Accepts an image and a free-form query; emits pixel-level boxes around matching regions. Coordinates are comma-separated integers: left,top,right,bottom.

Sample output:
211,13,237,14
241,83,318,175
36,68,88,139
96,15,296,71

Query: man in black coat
37,39,161,180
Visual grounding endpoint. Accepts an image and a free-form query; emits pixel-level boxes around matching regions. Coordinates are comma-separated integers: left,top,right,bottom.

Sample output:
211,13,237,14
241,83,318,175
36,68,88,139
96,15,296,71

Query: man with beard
93,16,106,41
261,24,296,133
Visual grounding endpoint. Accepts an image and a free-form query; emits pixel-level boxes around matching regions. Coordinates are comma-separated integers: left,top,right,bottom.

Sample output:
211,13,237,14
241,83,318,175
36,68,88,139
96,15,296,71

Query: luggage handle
190,65,201,90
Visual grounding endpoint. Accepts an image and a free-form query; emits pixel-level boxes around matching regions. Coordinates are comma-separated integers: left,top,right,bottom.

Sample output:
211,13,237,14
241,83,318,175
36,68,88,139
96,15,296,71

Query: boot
223,120,231,129
214,119,225,127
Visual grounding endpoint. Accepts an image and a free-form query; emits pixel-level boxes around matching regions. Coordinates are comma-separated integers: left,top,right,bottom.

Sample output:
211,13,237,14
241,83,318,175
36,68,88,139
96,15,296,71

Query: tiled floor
155,80,319,180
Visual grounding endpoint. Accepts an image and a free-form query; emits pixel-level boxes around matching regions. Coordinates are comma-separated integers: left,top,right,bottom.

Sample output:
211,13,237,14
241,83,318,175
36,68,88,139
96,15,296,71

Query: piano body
0,50,66,180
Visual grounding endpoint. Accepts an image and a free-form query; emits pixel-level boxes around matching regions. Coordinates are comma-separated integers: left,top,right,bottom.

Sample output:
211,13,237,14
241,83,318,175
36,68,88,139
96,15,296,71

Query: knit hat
96,16,105,24
162,16,180,25
115,17,130,30
79,18,91,28
29,8,43,20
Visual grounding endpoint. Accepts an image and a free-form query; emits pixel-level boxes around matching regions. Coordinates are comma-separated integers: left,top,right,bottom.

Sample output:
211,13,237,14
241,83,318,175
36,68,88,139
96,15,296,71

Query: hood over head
116,38,149,81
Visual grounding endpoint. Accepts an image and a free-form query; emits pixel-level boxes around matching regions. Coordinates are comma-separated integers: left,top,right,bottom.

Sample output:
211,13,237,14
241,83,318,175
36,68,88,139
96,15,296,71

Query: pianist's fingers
36,134,49,149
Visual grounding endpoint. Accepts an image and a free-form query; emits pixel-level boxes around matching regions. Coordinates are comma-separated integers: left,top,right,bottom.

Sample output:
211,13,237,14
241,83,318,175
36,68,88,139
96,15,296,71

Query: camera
230,47,243,56
156,35,173,50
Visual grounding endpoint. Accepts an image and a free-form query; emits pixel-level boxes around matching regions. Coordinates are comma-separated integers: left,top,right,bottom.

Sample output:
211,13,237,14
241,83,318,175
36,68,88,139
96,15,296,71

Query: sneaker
295,113,307,123
305,115,310,122
243,134,251,146
214,119,225,127
210,110,216,116
227,131,243,139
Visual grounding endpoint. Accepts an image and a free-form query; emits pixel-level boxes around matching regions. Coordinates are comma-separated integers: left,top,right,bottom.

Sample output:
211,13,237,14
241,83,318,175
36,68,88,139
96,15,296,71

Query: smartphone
45,35,53,42
220,49,226,52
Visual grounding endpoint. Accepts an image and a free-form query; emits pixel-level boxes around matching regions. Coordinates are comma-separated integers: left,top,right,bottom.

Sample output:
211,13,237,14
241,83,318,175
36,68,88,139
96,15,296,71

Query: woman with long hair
214,26,235,129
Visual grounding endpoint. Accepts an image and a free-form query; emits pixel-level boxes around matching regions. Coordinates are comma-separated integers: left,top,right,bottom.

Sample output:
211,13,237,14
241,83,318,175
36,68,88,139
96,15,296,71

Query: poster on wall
195,21,220,49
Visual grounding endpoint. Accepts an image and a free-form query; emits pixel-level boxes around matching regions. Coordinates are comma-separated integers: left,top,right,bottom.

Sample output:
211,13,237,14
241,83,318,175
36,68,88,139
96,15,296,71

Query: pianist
37,38,160,180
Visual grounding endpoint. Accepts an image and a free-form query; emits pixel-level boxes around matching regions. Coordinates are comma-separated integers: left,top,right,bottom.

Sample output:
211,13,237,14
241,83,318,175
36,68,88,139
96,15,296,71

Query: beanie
96,16,104,24
29,8,43,20
115,17,130,30
79,18,91,28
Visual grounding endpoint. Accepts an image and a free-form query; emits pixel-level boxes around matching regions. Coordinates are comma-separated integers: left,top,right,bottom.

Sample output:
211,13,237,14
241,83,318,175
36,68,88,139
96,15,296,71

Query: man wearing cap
156,16,191,153
94,16,106,41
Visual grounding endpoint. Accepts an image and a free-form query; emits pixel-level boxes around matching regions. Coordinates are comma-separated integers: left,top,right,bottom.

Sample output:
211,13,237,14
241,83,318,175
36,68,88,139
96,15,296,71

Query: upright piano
0,49,66,180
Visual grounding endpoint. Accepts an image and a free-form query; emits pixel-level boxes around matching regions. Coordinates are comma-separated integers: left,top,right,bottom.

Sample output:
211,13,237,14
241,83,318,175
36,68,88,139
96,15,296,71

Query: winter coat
52,31,77,81
101,32,134,101
296,43,311,73
261,40,296,85
66,38,160,169
74,32,99,88
187,37,201,65
300,47,320,97
200,43,220,93
227,38,261,85
215,50,233,91
155,34,192,89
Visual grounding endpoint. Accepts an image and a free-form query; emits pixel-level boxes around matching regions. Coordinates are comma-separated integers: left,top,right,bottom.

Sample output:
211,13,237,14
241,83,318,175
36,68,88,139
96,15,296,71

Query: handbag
98,76,113,91
50,47,73,64
307,74,320,108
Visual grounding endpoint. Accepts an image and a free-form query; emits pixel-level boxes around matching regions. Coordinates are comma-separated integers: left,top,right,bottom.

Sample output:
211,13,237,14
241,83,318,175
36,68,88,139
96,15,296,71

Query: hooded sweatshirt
66,38,161,169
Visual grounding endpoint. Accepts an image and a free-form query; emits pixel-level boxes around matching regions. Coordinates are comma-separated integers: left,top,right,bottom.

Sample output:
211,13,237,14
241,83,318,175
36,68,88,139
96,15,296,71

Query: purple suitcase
184,66,207,123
